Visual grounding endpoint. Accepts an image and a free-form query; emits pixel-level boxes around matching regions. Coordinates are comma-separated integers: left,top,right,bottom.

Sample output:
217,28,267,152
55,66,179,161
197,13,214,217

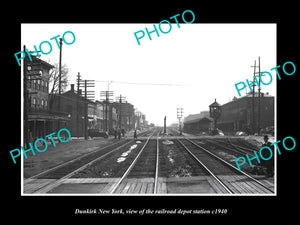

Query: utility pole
58,38,63,94
116,95,126,129
23,45,28,148
100,90,114,132
257,56,262,135
57,38,63,132
177,108,184,135
252,60,256,135
76,72,81,137
164,116,166,134
84,80,87,140
79,79,95,139
251,56,264,135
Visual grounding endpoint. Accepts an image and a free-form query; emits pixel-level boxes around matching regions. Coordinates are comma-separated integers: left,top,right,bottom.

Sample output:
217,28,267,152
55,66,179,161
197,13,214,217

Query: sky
21,23,276,126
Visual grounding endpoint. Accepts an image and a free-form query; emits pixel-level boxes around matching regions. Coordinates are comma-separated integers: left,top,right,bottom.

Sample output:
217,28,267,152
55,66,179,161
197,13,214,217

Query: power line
69,80,188,87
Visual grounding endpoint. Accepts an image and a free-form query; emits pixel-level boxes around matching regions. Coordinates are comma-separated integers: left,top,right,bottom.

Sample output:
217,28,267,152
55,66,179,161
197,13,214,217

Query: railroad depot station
183,94,274,136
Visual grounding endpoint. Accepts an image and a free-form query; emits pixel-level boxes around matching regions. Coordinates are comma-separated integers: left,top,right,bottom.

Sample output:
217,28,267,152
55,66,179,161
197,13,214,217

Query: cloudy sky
21,23,276,126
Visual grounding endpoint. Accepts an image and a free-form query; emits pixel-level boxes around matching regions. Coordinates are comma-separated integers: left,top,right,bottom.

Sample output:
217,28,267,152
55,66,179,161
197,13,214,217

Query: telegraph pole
251,56,264,135
252,60,256,135
76,72,81,137
116,95,126,129
79,79,95,139
23,45,28,148
257,56,262,135
100,90,114,132
164,116,166,134
58,38,63,94
57,38,63,132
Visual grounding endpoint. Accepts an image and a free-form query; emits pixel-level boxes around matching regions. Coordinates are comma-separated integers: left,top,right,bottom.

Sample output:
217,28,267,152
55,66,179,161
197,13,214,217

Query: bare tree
49,63,69,94
48,63,69,112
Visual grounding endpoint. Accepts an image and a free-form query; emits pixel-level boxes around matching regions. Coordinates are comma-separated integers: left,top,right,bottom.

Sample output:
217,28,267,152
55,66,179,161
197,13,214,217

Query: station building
183,111,213,134
183,92,274,135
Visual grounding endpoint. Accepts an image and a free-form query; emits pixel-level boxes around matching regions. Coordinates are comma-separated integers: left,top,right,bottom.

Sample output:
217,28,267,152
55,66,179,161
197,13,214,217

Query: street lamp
209,98,221,135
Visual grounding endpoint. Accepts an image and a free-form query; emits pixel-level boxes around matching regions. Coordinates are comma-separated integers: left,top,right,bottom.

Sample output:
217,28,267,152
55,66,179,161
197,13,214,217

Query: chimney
71,84,74,92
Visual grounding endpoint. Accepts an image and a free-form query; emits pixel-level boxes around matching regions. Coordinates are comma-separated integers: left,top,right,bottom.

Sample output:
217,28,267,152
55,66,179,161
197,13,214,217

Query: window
32,98,36,109
37,79,40,90
44,81,48,93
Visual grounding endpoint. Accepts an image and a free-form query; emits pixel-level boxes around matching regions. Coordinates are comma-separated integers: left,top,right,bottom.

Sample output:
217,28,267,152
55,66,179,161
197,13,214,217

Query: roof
209,99,221,107
221,92,274,107
29,55,54,69
184,116,213,124
183,111,213,124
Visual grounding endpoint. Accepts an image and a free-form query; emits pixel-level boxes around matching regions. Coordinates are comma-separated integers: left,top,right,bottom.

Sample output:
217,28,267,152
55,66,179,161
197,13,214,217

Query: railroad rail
109,129,161,194
24,127,274,194
177,138,274,194
24,128,157,194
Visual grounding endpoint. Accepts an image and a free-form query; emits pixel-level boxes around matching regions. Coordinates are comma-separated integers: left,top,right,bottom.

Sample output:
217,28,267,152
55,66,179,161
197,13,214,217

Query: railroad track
24,127,274,194
109,129,161,194
176,138,274,194
203,138,256,157
24,128,157,194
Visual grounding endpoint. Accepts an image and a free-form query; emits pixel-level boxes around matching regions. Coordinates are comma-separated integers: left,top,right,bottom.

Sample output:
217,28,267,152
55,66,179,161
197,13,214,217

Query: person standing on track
114,128,117,139
118,128,121,139
134,129,137,140
261,135,274,177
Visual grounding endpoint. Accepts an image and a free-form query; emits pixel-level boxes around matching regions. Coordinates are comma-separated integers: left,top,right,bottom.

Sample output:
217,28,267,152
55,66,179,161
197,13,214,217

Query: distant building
111,102,135,131
183,111,213,134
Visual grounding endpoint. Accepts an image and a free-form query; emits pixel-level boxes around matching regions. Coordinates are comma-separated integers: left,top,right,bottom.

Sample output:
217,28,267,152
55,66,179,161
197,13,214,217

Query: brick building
26,57,70,142
49,84,88,137
217,92,274,134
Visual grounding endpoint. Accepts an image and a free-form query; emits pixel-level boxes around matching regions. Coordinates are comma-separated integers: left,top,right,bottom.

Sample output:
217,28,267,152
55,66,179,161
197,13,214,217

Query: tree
48,63,69,112
48,63,69,94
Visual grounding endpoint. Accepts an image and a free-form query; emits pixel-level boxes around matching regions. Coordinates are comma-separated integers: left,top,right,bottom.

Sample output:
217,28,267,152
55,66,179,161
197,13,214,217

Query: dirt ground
23,137,117,178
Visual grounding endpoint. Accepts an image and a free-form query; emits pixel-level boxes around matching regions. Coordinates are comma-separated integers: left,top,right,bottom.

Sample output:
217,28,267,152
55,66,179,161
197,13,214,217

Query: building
183,93,274,135
108,103,118,133
111,102,135,131
183,111,213,134
26,57,70,142
217,92,274,134
95,101,105,131
49,84,88,137
134,111,148,130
